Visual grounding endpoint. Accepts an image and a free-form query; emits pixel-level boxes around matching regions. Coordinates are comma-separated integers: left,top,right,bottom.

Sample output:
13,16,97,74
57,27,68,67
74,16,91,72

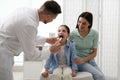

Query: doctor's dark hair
76,12,93,29
59,25,70,34
42,0,61,15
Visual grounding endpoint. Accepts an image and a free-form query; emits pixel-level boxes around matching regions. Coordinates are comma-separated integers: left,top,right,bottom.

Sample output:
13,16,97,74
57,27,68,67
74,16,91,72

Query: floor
13,72,23,80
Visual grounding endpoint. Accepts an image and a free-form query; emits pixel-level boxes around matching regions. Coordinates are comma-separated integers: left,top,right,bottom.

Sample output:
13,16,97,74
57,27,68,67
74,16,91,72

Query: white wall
63,0,83,31
101,0,119,79
118,0,120,79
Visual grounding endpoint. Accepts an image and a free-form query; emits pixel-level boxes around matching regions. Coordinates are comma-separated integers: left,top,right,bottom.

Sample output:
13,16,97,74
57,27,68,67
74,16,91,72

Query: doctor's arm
15,25,49,60
36,36,61,53
36,35,58,45
16,25,61,61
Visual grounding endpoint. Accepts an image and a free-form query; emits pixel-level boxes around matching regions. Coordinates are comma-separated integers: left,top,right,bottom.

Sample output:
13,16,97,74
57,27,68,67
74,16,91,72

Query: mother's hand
73,58,84,64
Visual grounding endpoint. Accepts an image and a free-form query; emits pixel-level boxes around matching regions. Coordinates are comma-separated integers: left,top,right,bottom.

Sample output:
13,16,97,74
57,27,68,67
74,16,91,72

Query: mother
69,12,105,80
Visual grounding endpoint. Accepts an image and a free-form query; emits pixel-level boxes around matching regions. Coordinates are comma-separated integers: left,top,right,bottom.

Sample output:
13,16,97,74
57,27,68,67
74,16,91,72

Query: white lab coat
0,7,50,80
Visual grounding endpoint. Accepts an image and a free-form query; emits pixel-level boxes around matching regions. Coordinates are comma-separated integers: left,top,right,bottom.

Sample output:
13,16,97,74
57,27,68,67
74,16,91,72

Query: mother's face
77,17,90,31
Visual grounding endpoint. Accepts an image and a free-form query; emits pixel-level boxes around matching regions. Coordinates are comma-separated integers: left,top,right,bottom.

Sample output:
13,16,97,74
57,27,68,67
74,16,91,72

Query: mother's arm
74,48,97,64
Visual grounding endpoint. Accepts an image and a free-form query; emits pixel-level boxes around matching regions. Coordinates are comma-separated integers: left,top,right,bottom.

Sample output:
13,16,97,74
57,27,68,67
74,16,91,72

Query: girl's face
57,26,69,42
77,17,90,32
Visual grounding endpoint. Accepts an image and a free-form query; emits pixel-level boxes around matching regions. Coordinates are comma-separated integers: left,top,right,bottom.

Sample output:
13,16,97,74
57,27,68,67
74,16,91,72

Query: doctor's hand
46,37,58,44
49,38,62,53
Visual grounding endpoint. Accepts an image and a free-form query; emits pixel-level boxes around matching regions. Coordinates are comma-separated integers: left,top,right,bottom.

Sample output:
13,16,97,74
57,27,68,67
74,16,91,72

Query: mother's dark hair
76,12,93,29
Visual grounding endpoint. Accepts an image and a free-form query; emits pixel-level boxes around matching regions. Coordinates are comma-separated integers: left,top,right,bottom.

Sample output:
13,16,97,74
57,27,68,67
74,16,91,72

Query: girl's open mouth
59,35,64,38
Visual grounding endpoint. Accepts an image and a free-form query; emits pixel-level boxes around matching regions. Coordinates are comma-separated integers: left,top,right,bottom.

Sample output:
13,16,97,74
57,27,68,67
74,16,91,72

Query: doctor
0,0,61,80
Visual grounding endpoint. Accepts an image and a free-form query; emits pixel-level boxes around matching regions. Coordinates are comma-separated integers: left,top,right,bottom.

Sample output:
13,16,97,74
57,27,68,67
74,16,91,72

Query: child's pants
53,65,72,80
40,65,73,80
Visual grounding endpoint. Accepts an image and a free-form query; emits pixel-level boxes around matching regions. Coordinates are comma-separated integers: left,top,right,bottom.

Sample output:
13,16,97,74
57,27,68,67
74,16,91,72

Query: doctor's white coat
0,7,50,80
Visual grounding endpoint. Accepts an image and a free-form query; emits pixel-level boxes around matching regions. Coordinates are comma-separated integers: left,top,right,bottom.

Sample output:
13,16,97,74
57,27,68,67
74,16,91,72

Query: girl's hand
41,71,48,78
72,70,77,77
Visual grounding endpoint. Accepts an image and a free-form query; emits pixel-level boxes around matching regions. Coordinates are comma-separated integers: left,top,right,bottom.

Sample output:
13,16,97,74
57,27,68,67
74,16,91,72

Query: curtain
101,0,119,79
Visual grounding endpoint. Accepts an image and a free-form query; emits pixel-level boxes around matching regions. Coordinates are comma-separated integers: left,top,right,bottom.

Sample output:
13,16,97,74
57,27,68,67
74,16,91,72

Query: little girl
41,25,77,80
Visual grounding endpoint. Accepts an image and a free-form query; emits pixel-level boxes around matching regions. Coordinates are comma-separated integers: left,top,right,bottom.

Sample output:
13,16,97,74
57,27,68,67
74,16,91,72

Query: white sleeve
35,35,46,45
30,47,50,61
16,25,50,61
35,46,51,60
